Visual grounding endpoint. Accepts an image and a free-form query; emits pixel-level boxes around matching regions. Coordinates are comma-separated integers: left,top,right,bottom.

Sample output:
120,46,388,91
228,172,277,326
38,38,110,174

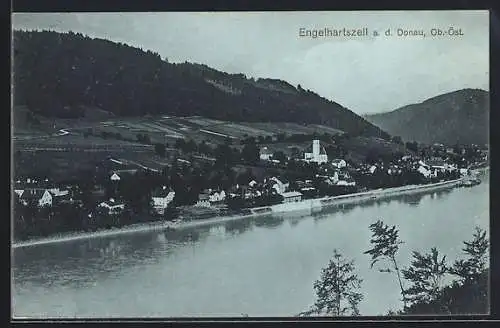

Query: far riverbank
12,177,469,249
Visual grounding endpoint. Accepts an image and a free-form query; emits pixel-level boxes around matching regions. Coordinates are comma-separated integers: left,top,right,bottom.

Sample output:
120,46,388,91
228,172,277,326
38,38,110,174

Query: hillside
12,30,389,139
364,89,489,146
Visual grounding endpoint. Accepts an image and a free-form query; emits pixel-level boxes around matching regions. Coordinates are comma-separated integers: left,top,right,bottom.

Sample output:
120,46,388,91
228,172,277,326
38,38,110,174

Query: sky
12,11,489,115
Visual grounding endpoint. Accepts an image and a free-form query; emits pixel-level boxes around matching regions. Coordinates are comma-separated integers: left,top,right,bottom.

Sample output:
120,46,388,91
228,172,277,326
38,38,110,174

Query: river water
12,177,489,318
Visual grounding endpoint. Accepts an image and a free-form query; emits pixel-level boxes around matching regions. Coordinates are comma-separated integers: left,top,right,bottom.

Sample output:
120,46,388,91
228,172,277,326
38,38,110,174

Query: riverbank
12,178,465,249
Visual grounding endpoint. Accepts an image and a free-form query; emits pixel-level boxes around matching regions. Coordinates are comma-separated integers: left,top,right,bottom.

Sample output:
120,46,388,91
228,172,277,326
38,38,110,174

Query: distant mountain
364,89,489,146
12,30,389,139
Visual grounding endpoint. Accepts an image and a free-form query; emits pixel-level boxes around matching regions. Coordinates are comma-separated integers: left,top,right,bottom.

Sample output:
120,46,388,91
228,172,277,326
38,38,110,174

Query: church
304,139,328,164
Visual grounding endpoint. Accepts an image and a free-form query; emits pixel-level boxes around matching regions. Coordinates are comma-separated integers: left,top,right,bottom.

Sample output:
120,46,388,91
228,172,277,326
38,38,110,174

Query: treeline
13,30,388,139
300,222,489,316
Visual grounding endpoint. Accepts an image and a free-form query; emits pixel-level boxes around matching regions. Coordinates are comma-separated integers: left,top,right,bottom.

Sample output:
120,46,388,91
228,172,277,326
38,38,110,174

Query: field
80,116,347,144
13,111,408,182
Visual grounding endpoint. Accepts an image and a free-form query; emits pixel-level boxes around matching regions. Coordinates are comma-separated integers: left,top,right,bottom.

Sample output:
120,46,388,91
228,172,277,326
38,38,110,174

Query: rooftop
20,189,48,200
151,187,174,198
282,191,303,198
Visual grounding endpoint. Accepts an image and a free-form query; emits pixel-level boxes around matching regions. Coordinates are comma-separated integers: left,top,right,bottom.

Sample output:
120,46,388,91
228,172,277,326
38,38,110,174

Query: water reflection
436,189,452,200
224,218,253,236
254,215,285,229
289,218,301,227
396,193,425,207
166,228,202,244
313,202,358,221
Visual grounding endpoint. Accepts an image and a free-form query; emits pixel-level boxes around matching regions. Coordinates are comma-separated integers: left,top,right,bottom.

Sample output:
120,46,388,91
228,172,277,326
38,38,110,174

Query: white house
48,188,70,197
336,178,356,187
269,177,289,194
369,165,377,174
444,163,458,172
324,171,339,185
110,173,121,181
427,158,447,172
331,159,347,169
20,189,53,207
249,180,258,188
460,168,470,176
195,193,211,207
98,198,125,214
14,189,24,197
304,140,328,164
151,186,176,214
259,147,273,161
417,165,432,178
209,190,226,204
49,188,74,205
282,191,303,203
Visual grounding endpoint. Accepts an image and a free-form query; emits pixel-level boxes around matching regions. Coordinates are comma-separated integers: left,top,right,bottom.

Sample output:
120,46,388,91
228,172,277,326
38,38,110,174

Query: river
12,176,489,318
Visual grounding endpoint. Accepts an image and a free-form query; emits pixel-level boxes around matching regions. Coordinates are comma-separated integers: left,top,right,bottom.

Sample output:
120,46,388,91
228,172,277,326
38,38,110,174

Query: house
249,180,258,188
48,188,70,197
417,165,432,178
336,179,356,187
268,177,290,194
98,198,125,214
325,171,340,185
387,165,402,175
460,168,470,176
209,190,226,204
195,192,211,207
151,186,176,214
369,165,377,174
48,188,75,205
14,189,24,197
259,147,273,161
110,173,121,181
20,189,53,207
110,169,138,181
444,163,458,172
304,140,328,164
426,158,447,172
300,187,317,198
331,159,347,169
282,191,303,203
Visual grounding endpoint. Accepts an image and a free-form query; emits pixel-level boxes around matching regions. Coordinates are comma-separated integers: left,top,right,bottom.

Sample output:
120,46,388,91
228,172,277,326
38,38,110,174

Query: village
12,138,488,241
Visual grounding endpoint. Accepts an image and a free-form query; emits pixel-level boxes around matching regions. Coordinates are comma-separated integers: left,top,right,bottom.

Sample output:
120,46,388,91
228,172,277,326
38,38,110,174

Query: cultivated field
87,116,347,143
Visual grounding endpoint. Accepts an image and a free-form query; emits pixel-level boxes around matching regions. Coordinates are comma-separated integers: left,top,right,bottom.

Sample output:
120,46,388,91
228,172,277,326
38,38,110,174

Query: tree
392,136,403,145
214,143,234,168
402,247,448,305
142,134,151,144
402,227,489,315
273,151,286,163
303,249,363,316
449,226,489,284
198,141,211,155
241,142,260,164
185,139,198,153
406,141,419,153
364,220,407,309
154,143,166,157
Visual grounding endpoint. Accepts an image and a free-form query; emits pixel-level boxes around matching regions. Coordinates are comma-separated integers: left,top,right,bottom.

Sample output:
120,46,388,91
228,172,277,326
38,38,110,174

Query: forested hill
364,89,489,146
12,30,389,139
